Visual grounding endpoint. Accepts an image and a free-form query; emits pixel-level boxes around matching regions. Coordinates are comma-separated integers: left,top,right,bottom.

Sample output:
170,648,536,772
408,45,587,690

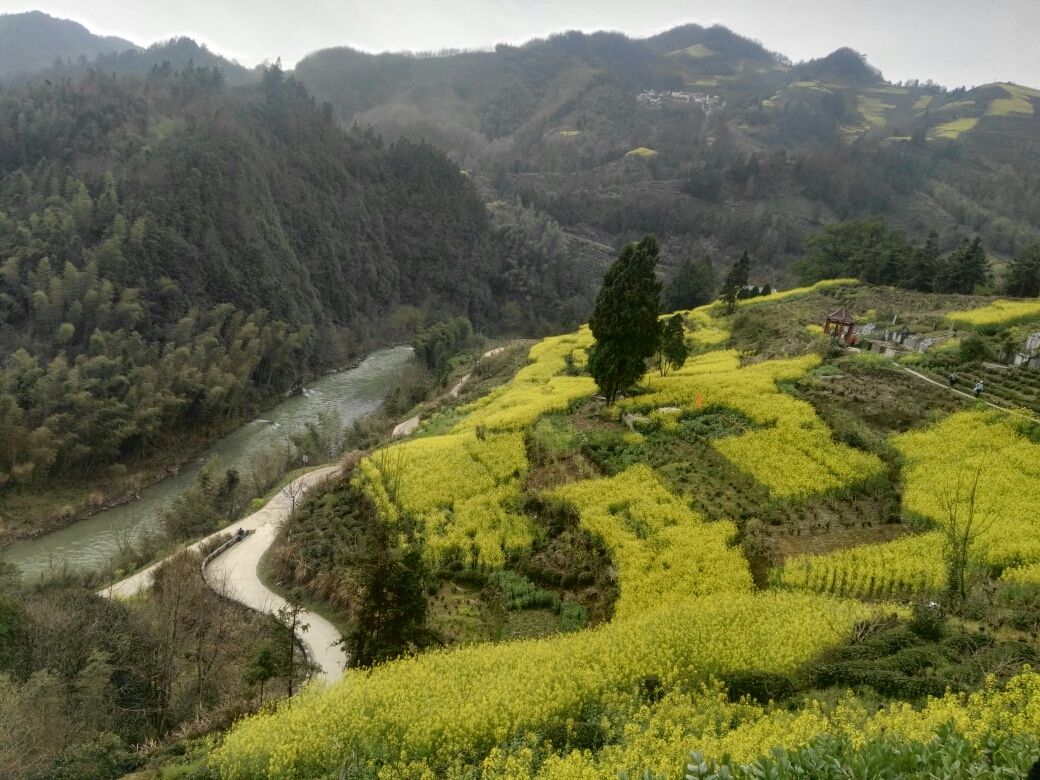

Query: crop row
781,410,1040,596
780,533,945,597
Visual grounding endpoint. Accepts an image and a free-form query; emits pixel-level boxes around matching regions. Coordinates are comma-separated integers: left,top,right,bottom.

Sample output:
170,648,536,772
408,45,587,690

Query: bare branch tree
935,460,999,607
282,474,306,514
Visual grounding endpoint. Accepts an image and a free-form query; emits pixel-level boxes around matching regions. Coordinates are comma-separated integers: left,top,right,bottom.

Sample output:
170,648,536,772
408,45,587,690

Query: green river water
3,347,412,578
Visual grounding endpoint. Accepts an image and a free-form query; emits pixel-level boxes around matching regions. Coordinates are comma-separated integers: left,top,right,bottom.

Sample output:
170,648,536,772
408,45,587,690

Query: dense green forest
0,62,593,528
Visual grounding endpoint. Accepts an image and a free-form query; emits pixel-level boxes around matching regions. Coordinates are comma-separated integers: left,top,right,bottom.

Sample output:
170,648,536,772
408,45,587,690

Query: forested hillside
295,25,1040,286
0,63,591,506
10,16,1040,290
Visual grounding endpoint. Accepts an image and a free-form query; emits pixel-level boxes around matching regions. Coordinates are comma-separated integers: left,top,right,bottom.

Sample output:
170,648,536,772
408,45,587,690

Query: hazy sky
4,0,1040,89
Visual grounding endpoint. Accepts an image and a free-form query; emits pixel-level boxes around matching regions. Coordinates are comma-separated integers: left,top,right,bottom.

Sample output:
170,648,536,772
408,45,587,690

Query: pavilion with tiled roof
823,305,856,344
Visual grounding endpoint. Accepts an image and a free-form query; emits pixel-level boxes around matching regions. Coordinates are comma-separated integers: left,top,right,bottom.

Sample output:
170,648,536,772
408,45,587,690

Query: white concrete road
102,466,347,682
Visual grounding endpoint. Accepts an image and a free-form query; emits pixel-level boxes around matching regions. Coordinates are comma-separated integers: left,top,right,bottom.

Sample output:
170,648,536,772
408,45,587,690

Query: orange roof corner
826,305,856,325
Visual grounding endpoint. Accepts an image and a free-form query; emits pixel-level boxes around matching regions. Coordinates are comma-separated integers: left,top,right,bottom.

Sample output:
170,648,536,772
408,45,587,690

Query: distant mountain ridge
6,11,1040,290
0,11,139,76
0,11,258,86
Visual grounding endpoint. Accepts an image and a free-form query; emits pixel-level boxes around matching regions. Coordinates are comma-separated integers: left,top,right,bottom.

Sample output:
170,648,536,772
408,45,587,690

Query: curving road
103,466,347,683
102,346,517,680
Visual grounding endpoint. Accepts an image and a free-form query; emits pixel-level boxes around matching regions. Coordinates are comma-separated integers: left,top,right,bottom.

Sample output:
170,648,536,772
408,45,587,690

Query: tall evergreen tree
903,231,939,293
941,237,990,295
663,254,715,312
657,313,689,376
588,235,663,404
345,545,430,668
1004,242,1040,299
720,251,750,314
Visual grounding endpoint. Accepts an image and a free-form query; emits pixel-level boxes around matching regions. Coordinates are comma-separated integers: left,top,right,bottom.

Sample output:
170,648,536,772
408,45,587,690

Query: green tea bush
560,602,589,632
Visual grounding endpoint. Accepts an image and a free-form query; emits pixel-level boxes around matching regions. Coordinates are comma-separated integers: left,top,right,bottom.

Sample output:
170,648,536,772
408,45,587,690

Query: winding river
3,347,413,578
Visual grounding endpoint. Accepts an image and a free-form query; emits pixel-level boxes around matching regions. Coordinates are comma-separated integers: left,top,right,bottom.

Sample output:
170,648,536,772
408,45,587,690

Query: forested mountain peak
289,20,1040,291
0,62,596,493
799,47,884,85
645,23,776,62
0,11,139,77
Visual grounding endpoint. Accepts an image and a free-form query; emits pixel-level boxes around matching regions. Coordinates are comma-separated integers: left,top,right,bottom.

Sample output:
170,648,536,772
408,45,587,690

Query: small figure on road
974,380,984,398
948,372,958,388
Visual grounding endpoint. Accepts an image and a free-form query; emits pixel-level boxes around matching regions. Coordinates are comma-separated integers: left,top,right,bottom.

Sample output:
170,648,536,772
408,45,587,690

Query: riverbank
0,346,403,551
3,348,414,578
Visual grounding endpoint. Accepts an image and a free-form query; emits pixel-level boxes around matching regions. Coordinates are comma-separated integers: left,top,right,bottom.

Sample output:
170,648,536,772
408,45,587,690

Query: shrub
910,602,945,640
560,602,589,632
489,570,561,611
719,670,794,704
27,733,144,780
960,334,991,362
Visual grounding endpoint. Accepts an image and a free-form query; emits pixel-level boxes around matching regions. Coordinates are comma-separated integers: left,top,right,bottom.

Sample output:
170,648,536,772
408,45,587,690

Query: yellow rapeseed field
617,351,885,498
214,321,1040,780
355,328,597,566
781,410,1040,596
215,592,873,780
551,465,753,620
452,329,597,433
477,671,1040,780
946,299,1040,330
356,431,528,567
897,411,1040,570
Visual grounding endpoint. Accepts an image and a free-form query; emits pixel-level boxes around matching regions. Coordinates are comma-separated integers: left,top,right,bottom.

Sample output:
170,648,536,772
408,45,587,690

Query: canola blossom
477,671,1040,780
780,533,945,597
214,592,873,780
671,279,859,351
1002,562,1040,586
354,329,597,567
781,410,1040,596
551,465,753,620
946,299,1040,331
214,323,1040,780
735,278,860,308
453,329,597,433
897,411,1040,569
356,431,529,567
618,351,885,498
